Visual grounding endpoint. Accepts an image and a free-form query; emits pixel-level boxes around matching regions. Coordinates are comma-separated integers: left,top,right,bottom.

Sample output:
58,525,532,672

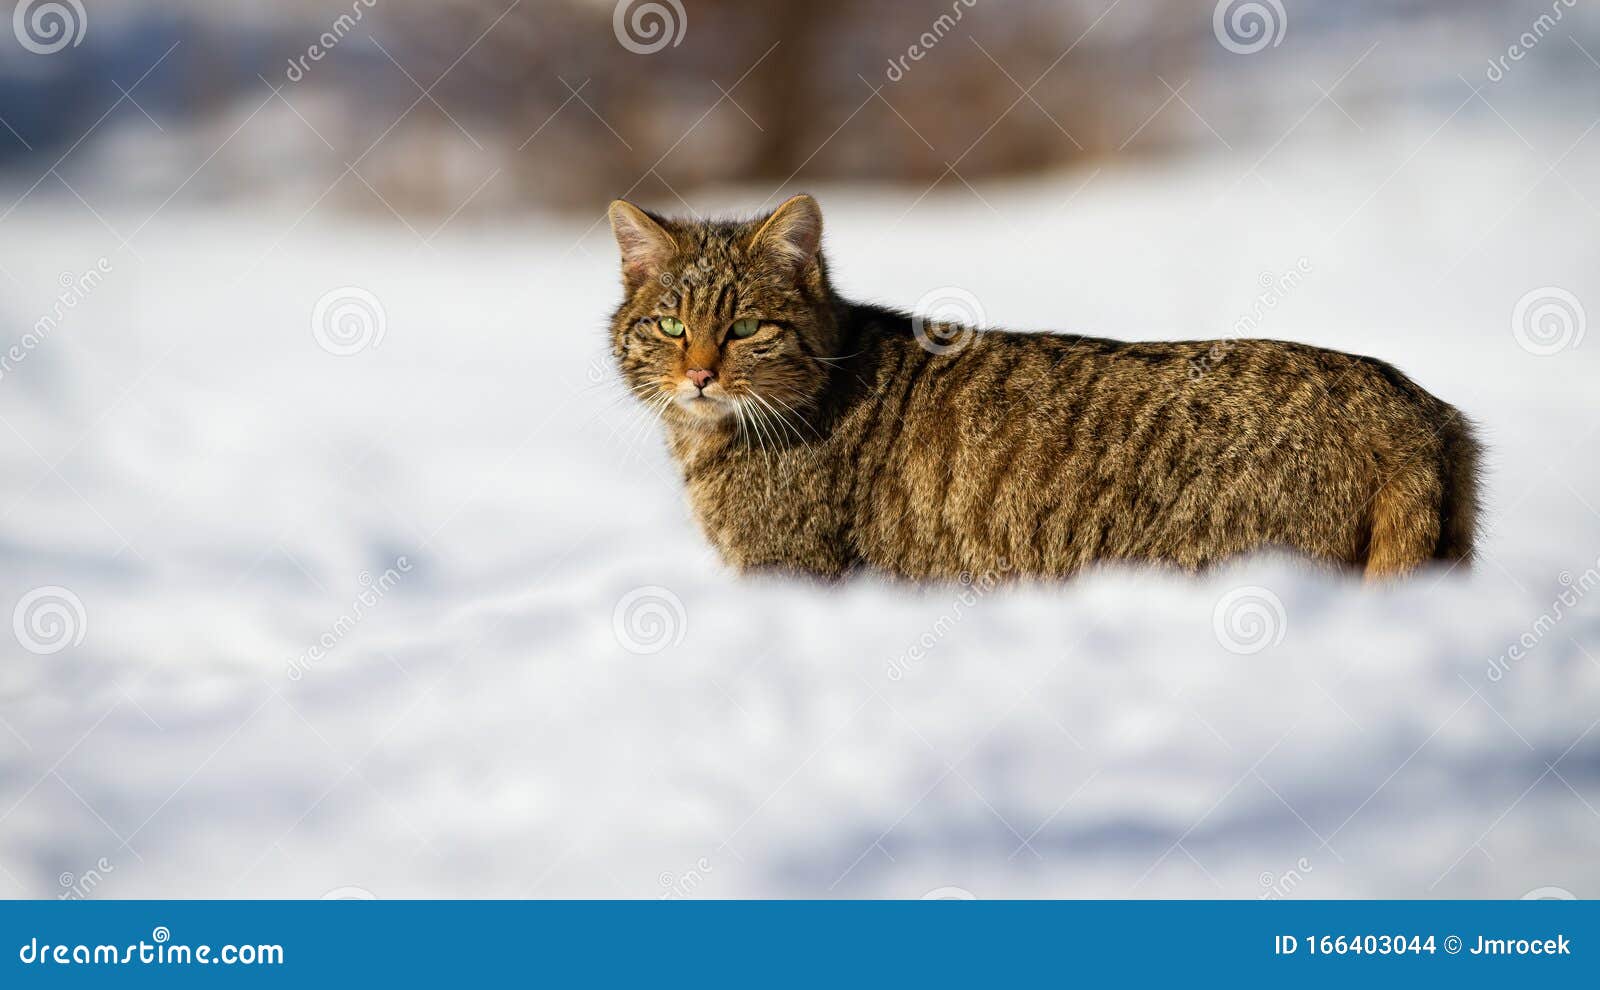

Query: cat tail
1433,407,1482,565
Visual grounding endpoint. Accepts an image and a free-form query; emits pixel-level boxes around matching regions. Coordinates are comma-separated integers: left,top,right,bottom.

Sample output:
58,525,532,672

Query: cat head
606,194,838,431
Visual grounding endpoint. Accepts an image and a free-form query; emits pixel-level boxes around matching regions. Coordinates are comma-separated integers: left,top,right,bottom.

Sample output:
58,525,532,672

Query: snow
1,118,1597,899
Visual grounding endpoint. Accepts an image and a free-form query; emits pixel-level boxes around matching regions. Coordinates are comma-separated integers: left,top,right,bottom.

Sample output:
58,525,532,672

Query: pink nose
685,369,716,390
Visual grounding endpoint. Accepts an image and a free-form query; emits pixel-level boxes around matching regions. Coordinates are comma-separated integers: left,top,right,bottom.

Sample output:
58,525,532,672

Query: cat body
607,195,1480,581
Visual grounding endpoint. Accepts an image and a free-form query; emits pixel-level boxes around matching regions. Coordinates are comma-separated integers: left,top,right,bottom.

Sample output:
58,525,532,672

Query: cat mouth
676,392,734,419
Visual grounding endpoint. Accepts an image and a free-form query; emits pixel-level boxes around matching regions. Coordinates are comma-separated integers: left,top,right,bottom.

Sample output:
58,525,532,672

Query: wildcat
606,194,1480,581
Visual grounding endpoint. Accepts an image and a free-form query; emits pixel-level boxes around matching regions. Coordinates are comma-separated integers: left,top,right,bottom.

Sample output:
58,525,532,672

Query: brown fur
606,195,1481,582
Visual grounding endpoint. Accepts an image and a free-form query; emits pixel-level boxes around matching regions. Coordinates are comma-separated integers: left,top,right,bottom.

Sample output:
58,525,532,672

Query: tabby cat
606,194,1480,581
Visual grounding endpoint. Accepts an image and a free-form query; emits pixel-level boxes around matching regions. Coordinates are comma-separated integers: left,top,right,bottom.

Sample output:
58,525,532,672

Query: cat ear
608,200,678,292
750,194,822,279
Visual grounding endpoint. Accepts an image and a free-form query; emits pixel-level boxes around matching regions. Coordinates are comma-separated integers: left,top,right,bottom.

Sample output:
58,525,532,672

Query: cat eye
730,318,760,339
658,317,686,338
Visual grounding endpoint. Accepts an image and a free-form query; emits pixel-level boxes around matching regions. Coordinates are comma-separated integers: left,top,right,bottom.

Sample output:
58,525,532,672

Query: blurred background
1,0,1597,900
3,0,1593,212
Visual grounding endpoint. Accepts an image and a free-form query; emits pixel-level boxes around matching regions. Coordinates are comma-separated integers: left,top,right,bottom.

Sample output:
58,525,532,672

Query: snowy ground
1,118,1597,899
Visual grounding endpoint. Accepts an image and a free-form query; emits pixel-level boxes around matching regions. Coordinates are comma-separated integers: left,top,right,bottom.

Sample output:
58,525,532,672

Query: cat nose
685,368,716,390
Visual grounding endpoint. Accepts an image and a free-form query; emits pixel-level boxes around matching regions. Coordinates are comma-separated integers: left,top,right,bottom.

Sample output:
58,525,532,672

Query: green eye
658,317,685,338
730,318,760,339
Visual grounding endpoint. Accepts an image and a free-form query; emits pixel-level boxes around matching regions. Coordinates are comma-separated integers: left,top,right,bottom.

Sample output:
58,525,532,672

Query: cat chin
674,396,735,424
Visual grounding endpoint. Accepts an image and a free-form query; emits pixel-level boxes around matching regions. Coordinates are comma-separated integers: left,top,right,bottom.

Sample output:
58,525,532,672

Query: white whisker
800,348,864,366
618,390,673,465
742,397,777,470
755,390,820,443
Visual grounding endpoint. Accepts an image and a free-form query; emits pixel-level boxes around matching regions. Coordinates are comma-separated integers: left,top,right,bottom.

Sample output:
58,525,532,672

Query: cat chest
682,453,849,568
